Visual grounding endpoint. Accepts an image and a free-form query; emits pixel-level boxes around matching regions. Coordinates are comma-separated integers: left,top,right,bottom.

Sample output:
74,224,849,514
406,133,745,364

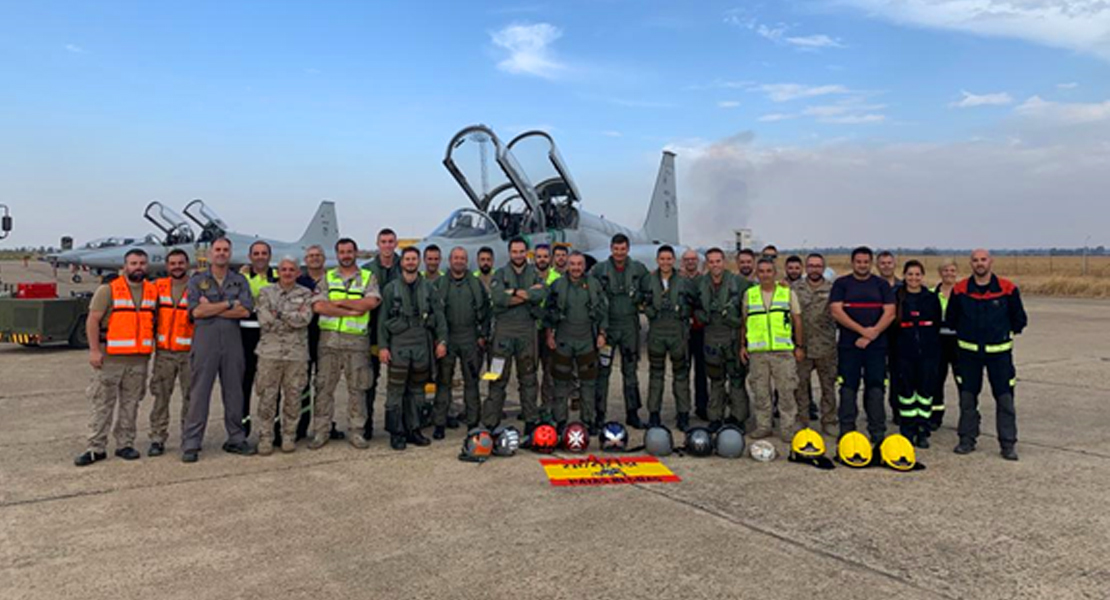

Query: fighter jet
46,235,148,274
74,199,340,277
424,125,680,268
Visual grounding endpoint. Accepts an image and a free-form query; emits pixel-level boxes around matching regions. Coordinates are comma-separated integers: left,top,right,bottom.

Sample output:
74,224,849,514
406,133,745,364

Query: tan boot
281,438,296,453
349,434,369,449
257,439,274,456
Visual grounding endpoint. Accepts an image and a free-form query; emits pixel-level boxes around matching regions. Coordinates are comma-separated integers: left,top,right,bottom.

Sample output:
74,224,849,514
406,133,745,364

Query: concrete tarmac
2,294,1109,599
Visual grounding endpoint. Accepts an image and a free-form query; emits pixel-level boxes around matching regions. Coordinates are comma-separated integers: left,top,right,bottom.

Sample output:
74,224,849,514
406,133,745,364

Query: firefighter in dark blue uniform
948,249,1028,461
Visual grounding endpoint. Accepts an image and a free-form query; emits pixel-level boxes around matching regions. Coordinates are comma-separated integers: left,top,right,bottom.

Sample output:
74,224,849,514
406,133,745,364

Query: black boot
446,414,461,429
74,450,107,467
626,410,645,430
695,407,709,421
433,425,446,440
407,429,432,447
676,412,690,432
386,408,405,450
648,411,662,428
329,422,347,440
707,420,722,433
1001,445,1019,461
954,438,976,454
524,421,537,437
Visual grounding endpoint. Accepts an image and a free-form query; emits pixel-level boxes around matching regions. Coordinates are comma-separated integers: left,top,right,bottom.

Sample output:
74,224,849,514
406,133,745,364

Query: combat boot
349,434,370,449
1001,445,1019,461
433,426,446,440
257,440,274,456
626,410,645,430
308,435,328,450
676,412,690,432
147,442,165,457
74,450,107,467
115,446,140,460
648,412,662,428
954,439,976,454
281,438,296,453
407,429,431,447
386,408,406,450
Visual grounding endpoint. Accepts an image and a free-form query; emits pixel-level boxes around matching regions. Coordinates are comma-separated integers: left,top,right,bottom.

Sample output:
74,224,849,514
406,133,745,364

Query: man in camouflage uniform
312,238,381,449
696,247,750,433
485,237,547,433
75,249,155,466
591,233,649,429
793,253,838,435
379,247,448,450
545,251,607,433
254,257,317,455
741,258,805,442
147,248,192,457
642,245,692,431
431,246,490,438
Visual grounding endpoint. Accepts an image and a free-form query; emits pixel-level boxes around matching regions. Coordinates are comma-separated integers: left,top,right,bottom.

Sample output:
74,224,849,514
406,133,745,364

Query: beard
126,271,146,283
479,265,492,275
169,269,187,280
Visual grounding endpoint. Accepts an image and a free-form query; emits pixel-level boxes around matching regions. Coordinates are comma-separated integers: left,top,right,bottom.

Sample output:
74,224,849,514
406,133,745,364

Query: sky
1,0,1108,249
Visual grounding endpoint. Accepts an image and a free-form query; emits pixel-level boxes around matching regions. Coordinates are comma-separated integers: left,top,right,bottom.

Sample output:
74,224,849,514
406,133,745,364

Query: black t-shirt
830,274,895,348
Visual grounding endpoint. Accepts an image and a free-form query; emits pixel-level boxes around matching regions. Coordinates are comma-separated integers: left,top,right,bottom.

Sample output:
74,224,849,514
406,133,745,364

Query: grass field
819,254,1110,298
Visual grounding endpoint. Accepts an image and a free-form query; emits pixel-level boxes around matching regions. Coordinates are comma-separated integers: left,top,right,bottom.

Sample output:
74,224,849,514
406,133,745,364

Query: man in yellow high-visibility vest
741,257,806,442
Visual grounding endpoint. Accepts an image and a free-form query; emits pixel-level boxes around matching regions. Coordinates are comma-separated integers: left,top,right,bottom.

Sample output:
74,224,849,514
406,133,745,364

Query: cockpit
430,208,501,239
144,201,196,246
183,199,229,244
443,125,582,240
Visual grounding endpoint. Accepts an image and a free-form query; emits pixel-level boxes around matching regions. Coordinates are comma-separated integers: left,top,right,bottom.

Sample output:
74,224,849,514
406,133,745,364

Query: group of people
74,229,1028,467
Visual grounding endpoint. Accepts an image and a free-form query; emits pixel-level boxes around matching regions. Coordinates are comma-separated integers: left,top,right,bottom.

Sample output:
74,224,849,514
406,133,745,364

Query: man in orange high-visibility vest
75,249,158,467
147,248,194,457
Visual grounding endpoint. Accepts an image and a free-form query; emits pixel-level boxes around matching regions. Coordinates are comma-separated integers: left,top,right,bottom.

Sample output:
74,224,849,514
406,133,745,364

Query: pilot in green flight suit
378,247,447,451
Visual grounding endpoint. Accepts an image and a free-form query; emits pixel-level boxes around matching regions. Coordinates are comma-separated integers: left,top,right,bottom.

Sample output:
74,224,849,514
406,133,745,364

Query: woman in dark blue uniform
893,260,943,448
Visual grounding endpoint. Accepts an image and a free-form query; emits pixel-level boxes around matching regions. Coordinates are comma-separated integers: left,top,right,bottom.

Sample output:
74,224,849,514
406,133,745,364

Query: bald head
970,248,993,279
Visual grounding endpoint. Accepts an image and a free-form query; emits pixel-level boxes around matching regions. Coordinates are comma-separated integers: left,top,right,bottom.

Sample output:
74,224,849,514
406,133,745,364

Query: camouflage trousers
255,358,309,444
148,350,191,444
314,347,371,438
749,351,799,438
795,354,838,427
86,360,148,453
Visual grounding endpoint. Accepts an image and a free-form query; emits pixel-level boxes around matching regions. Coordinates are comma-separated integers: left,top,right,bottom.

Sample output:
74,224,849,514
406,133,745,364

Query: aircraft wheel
71,274,82,283
69,317,89,349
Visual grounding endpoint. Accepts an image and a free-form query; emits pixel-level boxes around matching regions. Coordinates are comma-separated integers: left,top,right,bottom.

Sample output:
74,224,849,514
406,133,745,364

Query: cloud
491,23,566,79
718,100,741,109
1057,82,1079,89
949,91,1013,108
784,34,846,49
64,43,87,54
754,83,852,102
839,0,1110,61
667,125,1110,247
758,113,795,122
725,10,845,50
1014,95,1110,124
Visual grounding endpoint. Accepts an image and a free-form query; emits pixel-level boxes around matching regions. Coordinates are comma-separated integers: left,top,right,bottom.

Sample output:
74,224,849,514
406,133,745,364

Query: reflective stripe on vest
958,339,1014,353
155,277,194,352
318,268,372,335
106,277,157,355
745,285,794,352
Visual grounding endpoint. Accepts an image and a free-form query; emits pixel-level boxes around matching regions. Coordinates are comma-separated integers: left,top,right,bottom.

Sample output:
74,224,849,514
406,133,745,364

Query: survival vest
105,277,158,355
155,277,193,352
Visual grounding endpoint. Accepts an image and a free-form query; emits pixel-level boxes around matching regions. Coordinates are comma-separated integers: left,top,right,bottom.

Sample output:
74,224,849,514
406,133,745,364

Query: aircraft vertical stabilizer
640,151,678,244
298,201,339,248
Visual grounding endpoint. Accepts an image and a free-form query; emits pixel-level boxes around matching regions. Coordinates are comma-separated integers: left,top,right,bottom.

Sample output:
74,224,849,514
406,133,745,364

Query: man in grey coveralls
181,237,256,463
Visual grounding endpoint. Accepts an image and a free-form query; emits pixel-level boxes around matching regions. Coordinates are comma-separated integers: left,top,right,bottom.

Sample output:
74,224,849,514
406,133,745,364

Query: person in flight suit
545,251,607,434
431,247,490,438
181,237,255,463
696,247,750,433
590,233,649,430
379,247,448,450
642,245,692,431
